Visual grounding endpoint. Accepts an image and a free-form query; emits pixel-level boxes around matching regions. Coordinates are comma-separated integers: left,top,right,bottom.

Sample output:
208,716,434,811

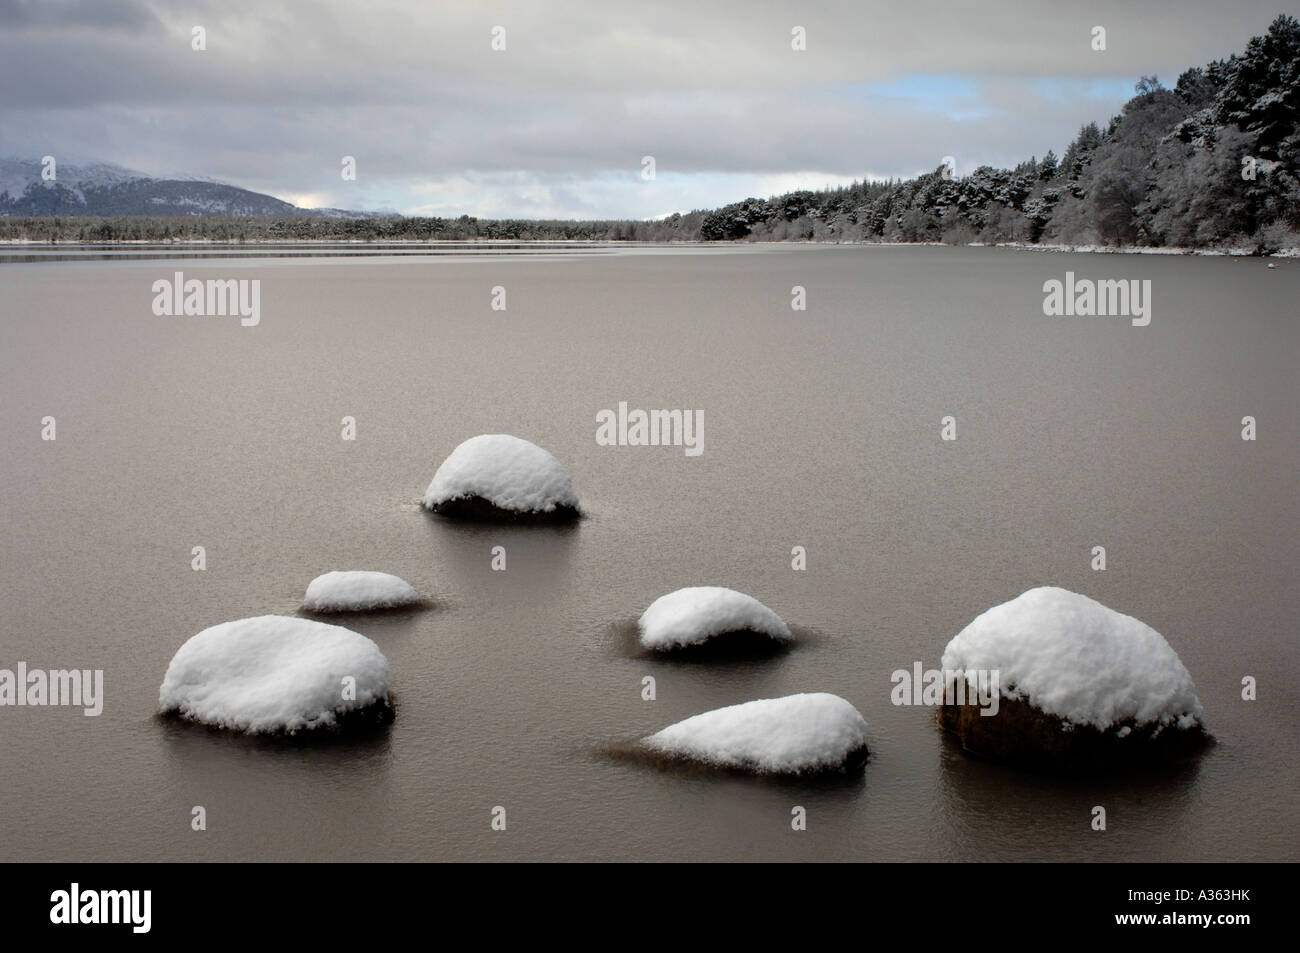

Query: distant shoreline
1,236,1295,258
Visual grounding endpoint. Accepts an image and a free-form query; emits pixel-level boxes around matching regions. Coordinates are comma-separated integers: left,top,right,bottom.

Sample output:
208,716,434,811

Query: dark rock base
300,599,435,617
607,739,869,779
651,628,793,660
939,695,1209,771
426,495,581,524
160,697,395,741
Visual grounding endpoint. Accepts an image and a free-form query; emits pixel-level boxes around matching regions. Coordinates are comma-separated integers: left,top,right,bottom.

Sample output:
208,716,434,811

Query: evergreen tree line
694,15,1300,251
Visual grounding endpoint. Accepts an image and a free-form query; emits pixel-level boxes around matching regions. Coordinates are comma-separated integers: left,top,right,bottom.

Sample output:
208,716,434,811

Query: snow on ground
302,570,422,612
159,615,390,733
995,240,1297,257
637,586,792,650
941,586,1203,731
423,434,578,514
0,158,145,198
644,693,868,773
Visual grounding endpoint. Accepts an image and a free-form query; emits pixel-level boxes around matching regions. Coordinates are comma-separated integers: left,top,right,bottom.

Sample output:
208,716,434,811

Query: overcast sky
1,0,1295,218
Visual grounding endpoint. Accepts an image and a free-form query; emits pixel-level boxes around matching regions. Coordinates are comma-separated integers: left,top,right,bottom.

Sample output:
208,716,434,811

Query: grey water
0,244,1295,861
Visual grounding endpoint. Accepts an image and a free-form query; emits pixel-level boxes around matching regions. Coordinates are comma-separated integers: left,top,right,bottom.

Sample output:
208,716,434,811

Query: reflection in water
155,716,398,861
935,728,1206,860
157,708,395,756
422,511,581,600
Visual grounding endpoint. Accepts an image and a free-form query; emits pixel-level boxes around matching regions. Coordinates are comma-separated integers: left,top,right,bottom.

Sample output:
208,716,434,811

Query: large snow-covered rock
422,434,579,522
302,570,423,612
638,586,792,651
939,587,1205,763
644,693,868,774
942,587,1202,730
159,616,391,734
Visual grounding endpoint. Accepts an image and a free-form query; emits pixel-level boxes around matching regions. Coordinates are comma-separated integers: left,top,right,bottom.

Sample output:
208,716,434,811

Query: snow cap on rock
941,586,1203,731
423,434,578,514
159,615,390,733
644,692,868,773
638,586,792,650
302,570,422,612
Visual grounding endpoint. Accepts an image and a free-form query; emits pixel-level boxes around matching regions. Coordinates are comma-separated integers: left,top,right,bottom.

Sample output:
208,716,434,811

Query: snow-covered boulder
159,616,391,734
422,434,580,522
637,586,793,652
643,693,868,774
939,587,1206,764
302,570,424,612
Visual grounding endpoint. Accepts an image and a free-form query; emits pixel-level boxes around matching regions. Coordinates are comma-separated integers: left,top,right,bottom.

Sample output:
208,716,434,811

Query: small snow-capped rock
302,570,423,612
637,586,792,651
159,615,390,734
422,434,579,521
643,693,868,774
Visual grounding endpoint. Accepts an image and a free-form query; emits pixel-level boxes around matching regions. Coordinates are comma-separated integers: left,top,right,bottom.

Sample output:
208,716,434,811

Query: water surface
1,245,1295,861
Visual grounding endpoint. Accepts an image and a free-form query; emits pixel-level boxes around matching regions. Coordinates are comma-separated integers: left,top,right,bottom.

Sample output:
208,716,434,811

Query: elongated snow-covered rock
302,570,423,612
159,616,391,734
644,693,868,774
423,434,579,522
638,586,792,651
941,587,1203,731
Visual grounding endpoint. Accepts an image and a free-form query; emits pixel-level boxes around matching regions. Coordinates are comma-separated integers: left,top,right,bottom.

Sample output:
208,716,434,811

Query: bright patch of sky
1030,76,1141,104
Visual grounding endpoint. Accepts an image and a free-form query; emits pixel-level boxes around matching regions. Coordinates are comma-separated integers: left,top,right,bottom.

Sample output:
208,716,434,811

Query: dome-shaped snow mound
638,586,793,651
941,586,1203,731
302,570,423,612
644,693,868,774
423,434,579,521
159,616,391,734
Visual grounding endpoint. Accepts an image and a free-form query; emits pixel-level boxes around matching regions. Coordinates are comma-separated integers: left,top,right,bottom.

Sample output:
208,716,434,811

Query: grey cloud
0,0,160,31
2,0,1296,216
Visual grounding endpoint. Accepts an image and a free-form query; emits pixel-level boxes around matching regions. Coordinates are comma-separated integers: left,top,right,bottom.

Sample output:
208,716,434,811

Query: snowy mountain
0,158,370,218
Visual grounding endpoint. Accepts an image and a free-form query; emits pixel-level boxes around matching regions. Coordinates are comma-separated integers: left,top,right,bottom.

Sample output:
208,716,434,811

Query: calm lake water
0,244,1295,861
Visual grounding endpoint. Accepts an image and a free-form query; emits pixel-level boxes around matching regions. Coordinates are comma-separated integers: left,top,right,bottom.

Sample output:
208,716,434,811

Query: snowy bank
423,434,580,522
637,586,792,652
159,616,391,734
302,570,424,612
643,693,868,774
994,241,1298,258
939,587,1206,764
